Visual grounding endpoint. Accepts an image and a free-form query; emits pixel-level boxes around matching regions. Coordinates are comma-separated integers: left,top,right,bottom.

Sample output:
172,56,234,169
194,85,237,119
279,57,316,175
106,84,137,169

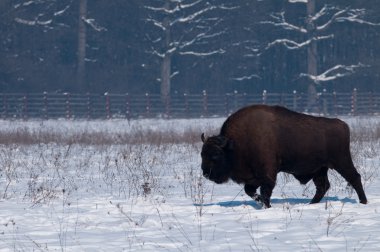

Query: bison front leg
310,167,330,204
260,181,275,208
244,182,271,208
244,184,261,202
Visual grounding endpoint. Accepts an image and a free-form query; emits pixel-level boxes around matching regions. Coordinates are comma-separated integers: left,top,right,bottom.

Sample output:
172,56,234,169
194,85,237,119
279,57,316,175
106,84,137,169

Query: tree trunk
77,0,87,91
306,0,318,112
161,54,171,104
160,0,171,104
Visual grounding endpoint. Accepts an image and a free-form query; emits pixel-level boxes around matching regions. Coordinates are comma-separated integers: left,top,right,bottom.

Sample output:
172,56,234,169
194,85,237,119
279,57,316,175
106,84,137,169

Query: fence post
43,92,48,119
86,93,91,119
22,94,28,120
145,93,150,117
332,91,337,116
369,91,374,115
125,93,130,119
105,92,111,119
351,88,357,116
262,90,267,104
64,93,71,119
225,93,229,116
233,90,238,111
165,94,170,118
202,90,208,117
292,90,297,111
322,89,328,116
1,94,6,119
184,93,189,116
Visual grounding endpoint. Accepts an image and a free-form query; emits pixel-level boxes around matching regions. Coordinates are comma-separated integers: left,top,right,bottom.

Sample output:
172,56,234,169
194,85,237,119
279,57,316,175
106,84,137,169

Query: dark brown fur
201,105,368,208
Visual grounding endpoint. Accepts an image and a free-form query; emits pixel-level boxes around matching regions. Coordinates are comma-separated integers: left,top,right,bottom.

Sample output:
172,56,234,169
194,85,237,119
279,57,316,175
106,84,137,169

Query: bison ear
201,133,206,143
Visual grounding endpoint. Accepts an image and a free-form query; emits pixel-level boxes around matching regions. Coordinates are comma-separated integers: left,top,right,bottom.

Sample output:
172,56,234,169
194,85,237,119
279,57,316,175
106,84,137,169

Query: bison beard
200,105,368,208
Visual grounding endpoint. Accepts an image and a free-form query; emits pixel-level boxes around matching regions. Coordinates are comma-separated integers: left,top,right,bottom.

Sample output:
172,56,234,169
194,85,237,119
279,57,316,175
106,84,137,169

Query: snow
0,117,380,251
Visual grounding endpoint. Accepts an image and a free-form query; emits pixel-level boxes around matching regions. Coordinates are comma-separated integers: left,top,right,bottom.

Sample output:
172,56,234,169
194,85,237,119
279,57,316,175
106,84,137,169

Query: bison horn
201,133,206,143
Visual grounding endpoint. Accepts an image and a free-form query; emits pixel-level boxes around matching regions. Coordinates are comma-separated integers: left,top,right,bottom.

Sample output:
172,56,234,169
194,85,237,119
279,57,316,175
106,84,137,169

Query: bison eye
211,155,219,161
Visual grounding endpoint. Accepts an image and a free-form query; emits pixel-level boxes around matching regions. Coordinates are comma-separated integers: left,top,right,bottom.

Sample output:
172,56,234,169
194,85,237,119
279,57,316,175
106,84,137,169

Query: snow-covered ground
0,117,379,251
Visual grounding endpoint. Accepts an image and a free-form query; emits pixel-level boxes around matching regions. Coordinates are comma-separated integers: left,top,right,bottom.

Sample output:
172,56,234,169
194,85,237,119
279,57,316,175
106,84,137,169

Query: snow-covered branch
179,49,225,57
316,7,349,31
171,5,217,25
314,6,380,31
266,4,380,35
54,5,70,16
179,28,226,51
288,0,307,3
15,17,52,26
230,74,261,81
265,35,333,50
13,1,74,28
82,17,107,32
310,5,329,22
260,12,307,33
146,18,166,31
144,0,202,14
144,0,234,60
300,63,368,84
336,8,380,26
148,46,177,58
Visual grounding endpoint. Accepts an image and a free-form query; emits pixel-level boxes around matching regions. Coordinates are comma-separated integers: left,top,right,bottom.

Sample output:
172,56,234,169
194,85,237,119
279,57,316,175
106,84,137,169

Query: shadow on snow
195,197,357,210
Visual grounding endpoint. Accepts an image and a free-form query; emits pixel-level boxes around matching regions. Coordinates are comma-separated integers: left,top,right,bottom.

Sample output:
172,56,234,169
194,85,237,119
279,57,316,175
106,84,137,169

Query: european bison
200,105,367,208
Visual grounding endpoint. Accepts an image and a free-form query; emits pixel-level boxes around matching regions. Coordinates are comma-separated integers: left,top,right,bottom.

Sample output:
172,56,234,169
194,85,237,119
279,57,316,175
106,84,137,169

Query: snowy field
0,116,379,251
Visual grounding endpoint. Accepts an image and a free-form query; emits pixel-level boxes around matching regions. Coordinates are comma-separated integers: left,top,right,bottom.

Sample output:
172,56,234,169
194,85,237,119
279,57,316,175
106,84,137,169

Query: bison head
200,133,233,184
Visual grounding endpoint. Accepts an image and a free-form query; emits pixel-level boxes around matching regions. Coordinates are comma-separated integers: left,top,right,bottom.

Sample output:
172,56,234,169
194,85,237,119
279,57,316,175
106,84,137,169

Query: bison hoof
252,193,262,202
252,194,271,208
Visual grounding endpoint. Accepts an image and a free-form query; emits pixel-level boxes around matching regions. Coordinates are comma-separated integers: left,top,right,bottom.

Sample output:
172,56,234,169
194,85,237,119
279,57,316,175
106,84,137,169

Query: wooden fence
0,90,379,119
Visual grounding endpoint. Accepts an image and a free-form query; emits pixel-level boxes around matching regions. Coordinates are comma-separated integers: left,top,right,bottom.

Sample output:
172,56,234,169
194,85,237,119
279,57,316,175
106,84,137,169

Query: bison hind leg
310,167,330,204
333,159,368,204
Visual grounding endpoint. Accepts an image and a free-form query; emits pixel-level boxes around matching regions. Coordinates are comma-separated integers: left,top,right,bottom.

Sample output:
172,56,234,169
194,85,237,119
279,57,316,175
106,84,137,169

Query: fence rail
1,90,379,119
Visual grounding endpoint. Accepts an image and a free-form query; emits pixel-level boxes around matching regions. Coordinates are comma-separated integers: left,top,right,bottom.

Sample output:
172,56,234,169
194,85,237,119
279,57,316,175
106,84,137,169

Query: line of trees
1,0,379,106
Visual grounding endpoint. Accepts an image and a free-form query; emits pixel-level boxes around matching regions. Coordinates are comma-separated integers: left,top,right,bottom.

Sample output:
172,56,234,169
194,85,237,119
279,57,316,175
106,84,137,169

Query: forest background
1,0,379,104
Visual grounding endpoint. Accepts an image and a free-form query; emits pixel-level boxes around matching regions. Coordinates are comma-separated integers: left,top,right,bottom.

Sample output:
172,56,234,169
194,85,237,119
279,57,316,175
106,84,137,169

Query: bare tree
13,0,106,91
13,0,72,29
143,0,237,103
261,0,380,111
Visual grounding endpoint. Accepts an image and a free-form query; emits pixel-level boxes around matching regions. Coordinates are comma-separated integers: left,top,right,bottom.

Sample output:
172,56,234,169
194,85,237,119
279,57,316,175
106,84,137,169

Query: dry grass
349,118,380,142
0,118,379,148
0,127,202,146
0,117,379,147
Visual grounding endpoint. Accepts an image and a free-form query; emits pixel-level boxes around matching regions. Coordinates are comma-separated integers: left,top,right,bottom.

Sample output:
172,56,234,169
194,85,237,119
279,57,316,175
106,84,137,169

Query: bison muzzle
200,105,368,208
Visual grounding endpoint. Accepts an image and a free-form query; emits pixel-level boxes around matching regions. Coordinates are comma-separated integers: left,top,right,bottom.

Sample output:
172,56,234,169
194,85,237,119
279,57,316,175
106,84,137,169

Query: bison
200,105,367,208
